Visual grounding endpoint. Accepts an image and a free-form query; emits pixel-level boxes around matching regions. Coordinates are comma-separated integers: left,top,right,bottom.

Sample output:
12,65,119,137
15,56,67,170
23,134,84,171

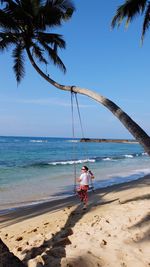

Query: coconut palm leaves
0,0,75,82
111,0,150,42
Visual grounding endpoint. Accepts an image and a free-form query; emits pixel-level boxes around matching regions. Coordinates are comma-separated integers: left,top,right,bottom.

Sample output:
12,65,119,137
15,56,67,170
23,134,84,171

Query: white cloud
0,97,94,108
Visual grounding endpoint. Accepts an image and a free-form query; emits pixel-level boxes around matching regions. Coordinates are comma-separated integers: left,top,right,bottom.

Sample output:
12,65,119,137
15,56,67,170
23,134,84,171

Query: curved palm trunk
26,48,150,155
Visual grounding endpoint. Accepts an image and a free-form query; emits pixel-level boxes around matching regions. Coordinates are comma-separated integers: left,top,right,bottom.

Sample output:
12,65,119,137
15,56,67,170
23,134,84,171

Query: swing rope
74,93,84,138
71,90,77,193
70,89,94,193
74,93,91,168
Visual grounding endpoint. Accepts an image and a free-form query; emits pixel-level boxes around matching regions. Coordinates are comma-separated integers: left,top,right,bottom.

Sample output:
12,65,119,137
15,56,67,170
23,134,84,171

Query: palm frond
111,0,147,28
39,0,75,28
3,0,20,15
20,0,40,17
0,0,72,82
37,32,66,48
52,0,75,20
12,44,25,83
3,0,34,29
142,2,150,41
41,42,66,72
0,10,18,30
0,32,18,51
32,42,48,64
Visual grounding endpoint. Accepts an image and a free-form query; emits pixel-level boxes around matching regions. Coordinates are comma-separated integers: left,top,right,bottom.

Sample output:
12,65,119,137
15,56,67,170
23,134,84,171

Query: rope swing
70,89,77,193
70,88,94,193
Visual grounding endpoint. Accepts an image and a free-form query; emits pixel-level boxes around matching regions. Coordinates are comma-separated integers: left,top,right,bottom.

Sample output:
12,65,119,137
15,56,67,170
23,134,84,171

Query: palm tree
1,0,150,155
111,0,150,42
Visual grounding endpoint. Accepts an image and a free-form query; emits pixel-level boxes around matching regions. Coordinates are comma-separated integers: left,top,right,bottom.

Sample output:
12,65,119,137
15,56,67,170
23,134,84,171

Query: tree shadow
21,196,117,267
0,196,79,228
120,194,150,204
0,238,25,267
129,213,150,243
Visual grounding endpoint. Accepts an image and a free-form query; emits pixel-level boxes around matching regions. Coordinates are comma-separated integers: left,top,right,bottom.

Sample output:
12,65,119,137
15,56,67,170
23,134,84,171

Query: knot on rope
71,86,77,94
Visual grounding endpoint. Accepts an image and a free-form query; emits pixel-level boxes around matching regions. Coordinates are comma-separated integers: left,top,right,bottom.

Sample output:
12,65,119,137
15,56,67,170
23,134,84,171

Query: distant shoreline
80,138,138,144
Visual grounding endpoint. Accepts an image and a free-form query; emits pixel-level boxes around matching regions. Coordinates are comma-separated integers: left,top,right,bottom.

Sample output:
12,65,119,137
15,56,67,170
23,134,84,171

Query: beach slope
0,175,150,267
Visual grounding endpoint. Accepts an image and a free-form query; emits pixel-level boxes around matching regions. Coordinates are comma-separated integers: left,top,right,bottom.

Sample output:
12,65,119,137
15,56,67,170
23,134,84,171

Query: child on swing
77,165,94,210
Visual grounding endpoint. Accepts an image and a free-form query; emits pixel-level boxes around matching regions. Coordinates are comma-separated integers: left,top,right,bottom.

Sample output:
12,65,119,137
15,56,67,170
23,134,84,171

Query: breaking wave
27,152,147,168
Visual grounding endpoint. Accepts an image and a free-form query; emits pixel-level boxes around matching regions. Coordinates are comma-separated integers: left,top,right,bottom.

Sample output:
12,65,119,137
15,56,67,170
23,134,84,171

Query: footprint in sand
44,222,49,226
100,239,107,248
17,247,22,251
28,228,38,233
16,236,23,241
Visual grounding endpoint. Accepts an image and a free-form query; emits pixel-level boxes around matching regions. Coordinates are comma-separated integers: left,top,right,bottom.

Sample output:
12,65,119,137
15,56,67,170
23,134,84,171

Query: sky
0,0,150,138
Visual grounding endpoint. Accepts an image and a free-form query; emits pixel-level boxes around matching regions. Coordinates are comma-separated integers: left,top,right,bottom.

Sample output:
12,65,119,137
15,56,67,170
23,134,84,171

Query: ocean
0,136,150,210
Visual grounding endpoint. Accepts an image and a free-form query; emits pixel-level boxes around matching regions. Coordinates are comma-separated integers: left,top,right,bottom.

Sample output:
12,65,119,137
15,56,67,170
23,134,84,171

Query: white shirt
79,172,91,185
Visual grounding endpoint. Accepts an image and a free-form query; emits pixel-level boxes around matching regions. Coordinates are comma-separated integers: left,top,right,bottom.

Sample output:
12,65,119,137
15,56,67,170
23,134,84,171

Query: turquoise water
0,136,150,209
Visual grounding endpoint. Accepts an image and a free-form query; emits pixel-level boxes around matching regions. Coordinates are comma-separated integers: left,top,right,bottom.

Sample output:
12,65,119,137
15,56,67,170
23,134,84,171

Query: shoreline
0,174,149,226
0,172,148,216
0,174,149,266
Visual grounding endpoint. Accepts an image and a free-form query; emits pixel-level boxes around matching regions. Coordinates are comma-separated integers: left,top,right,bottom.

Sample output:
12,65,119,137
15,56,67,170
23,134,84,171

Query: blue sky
0,0,150,138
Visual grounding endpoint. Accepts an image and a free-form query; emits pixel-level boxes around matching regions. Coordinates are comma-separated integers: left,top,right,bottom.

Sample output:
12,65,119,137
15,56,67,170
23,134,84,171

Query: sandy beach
0,175,150,267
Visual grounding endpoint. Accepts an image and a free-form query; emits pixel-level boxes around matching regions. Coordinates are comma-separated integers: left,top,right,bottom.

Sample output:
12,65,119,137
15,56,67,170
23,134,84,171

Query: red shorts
77,185,89,204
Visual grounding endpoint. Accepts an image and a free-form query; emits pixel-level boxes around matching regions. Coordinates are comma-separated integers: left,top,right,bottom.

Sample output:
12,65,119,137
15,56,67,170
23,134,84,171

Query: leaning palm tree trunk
26,48,150,156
